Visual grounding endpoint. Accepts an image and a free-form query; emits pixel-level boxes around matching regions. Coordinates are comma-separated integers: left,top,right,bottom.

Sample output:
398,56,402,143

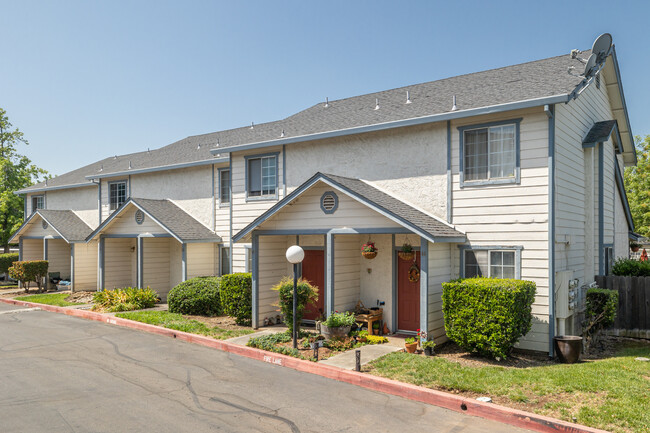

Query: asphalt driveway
0,303,532,432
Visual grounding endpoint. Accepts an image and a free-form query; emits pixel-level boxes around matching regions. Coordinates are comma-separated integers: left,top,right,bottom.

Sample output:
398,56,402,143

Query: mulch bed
183,315,252,332
65,291,95,304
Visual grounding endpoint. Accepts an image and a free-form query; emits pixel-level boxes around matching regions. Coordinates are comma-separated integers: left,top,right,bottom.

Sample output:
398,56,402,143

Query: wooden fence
595,276,650,333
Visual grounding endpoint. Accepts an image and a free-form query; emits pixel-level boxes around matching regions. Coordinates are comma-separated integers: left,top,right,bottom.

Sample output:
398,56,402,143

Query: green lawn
115,311,254,340
15,293,80,307
367,344,650,433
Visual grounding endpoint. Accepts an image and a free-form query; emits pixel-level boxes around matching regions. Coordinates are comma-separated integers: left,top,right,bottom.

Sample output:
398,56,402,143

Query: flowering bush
361,242,377,253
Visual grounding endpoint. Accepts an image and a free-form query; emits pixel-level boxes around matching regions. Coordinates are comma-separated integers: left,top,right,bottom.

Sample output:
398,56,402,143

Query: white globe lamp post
286,245,305,348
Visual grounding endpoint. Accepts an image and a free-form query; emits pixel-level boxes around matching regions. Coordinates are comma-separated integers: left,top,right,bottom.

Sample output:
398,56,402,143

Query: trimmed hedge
168,277,221,316
92,287,158,312
585,287,618,330
0,253,19,274
8,260,49,292
442,278,536,359
611,258,650,276
220,273,252,326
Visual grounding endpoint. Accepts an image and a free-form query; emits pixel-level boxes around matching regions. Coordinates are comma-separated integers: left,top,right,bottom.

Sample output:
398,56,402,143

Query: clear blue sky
2,0,649,176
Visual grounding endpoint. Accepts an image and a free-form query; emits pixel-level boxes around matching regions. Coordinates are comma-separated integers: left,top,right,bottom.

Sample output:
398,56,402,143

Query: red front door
397,251,420,331
302,249,325,321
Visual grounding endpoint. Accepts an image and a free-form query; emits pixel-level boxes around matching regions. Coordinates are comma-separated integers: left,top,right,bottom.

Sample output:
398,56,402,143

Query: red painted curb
1,298,609,433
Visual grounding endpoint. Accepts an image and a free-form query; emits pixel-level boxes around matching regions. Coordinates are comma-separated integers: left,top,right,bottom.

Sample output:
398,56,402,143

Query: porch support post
251,233,259,329
419,237,429,341
181,243,187,282
18,238,23,261
70,244,75,292
391,234,397,333
43,238,48,261
137,237,144,288
326,232,335,316
98,236,105,291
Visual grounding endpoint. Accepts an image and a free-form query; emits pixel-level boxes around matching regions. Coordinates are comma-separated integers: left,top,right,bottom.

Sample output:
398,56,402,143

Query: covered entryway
397,251,420,332
233,172,466,342
302,249,325,320
87,198,221,300
10,210,96,291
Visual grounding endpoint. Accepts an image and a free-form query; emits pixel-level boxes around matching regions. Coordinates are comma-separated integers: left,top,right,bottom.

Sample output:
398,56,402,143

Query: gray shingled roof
583,120,618,146
115,198,219,242
10,209,93,243
233,172,465,243
21,50,592,193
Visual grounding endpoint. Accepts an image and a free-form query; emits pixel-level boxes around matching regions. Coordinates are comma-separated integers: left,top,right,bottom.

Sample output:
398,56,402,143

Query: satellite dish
583,53,597,77
592,33,612,63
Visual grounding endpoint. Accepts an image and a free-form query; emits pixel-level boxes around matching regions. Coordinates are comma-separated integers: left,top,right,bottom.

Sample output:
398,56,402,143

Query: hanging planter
361,242,378,259
398,242,415,261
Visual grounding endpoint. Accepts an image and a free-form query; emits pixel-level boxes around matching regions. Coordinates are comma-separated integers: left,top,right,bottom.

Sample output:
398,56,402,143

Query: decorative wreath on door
408,264,420,283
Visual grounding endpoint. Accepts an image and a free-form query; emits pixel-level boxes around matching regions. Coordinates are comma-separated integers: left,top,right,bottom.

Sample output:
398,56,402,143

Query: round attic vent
42,220,48,230
135,210,145,225
320,191,338,214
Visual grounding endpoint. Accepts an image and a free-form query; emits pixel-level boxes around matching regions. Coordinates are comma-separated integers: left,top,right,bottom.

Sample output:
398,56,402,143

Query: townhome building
11,35,637,355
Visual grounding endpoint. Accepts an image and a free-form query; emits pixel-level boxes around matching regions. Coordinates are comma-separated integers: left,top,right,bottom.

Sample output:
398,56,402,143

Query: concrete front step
319,344,402,370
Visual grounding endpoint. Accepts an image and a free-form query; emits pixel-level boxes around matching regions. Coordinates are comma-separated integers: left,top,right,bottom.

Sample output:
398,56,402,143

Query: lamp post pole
285,245,305,351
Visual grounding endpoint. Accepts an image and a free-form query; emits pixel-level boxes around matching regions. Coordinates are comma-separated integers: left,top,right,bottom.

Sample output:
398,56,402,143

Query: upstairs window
459,119,520,187
464,249,516,279
109,181,127,211
219,169,230,205
31,195,44,213
220,246,231,275
247,155,277,199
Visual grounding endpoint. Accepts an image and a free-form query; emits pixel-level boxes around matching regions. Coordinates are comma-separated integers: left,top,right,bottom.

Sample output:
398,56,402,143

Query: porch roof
233,172,465,243
9,210,93,244
86,198,221,243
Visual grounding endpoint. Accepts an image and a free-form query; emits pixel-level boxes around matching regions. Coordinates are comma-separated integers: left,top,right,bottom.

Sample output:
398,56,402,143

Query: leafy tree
625,135,650,238
0,108,48,252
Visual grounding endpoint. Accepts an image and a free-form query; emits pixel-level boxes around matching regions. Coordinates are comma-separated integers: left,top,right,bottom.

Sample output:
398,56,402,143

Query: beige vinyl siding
73,241,98,291
170,241,183,289
103,206,168,235
47,239,71,280
104,238,135,289
451,108,549,352
100,177,129,222
554,73,616,283
20,219,62,238
22,239,43,261
257,235,287,327
231,147,285,273
333,235,361,313
427,242,452,343
142,238,171,297
263,182,402,231
187,243,217,278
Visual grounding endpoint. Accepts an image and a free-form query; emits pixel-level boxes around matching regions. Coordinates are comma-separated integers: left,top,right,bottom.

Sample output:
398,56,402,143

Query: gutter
211,94,570,155
545,104,556,357
85,157,229,181
16,181,97,195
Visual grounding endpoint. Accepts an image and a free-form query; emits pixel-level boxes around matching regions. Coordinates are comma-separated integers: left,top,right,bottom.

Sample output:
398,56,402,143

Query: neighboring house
11,35,637,355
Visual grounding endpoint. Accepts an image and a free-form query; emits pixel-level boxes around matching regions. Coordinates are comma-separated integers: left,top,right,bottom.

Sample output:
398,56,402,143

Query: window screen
248,156,276,197
464,124,515,182
109,182,127,211
220,170,230,204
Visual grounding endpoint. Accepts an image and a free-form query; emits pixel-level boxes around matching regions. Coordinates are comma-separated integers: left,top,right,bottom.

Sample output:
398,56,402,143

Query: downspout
598,141,604,275
91,179,101,226
446,120,453,224
545,104,556,357
22,194,26,219
211,164,216,232
229,154,233,273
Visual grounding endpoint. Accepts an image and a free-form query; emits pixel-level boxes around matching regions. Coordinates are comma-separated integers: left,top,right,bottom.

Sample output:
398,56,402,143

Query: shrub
366,335,388,344
168,277,221,316
92,287,157,312
272,276,318,333
611,258,650,276
442,277,536,360
8,260,49,292
246,331,312,360
582,287,618,351
220,273,252,326
0,253,19,274
323,311,356,328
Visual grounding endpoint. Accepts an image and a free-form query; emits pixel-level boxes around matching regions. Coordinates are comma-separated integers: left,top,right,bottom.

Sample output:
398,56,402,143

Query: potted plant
630,241,641,252
421,340,436,356
398,242,415,261
361,242,378,259
404,337,418,353
320,311,356,339
372,322,380,335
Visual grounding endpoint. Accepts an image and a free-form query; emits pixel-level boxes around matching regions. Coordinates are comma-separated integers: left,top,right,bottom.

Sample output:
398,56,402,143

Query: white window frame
459,246,523,279
458,118,521,187
31,195,45,213
245,153,279,201
108,180,127,212
218,168,230,207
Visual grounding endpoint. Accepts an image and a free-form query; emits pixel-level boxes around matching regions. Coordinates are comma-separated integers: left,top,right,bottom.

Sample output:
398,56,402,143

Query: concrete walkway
320,343,403,369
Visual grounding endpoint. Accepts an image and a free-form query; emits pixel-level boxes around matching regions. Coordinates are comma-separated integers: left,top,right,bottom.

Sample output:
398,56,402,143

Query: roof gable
9,210,93,243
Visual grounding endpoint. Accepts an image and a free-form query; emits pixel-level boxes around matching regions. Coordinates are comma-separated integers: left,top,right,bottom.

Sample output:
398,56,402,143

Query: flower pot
423,346,434,356
362,251,377,259
631,246,640,252
373,329,379,335
398,251,415,261
320,323,352,340
405,342,418,353
554,336,583,364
